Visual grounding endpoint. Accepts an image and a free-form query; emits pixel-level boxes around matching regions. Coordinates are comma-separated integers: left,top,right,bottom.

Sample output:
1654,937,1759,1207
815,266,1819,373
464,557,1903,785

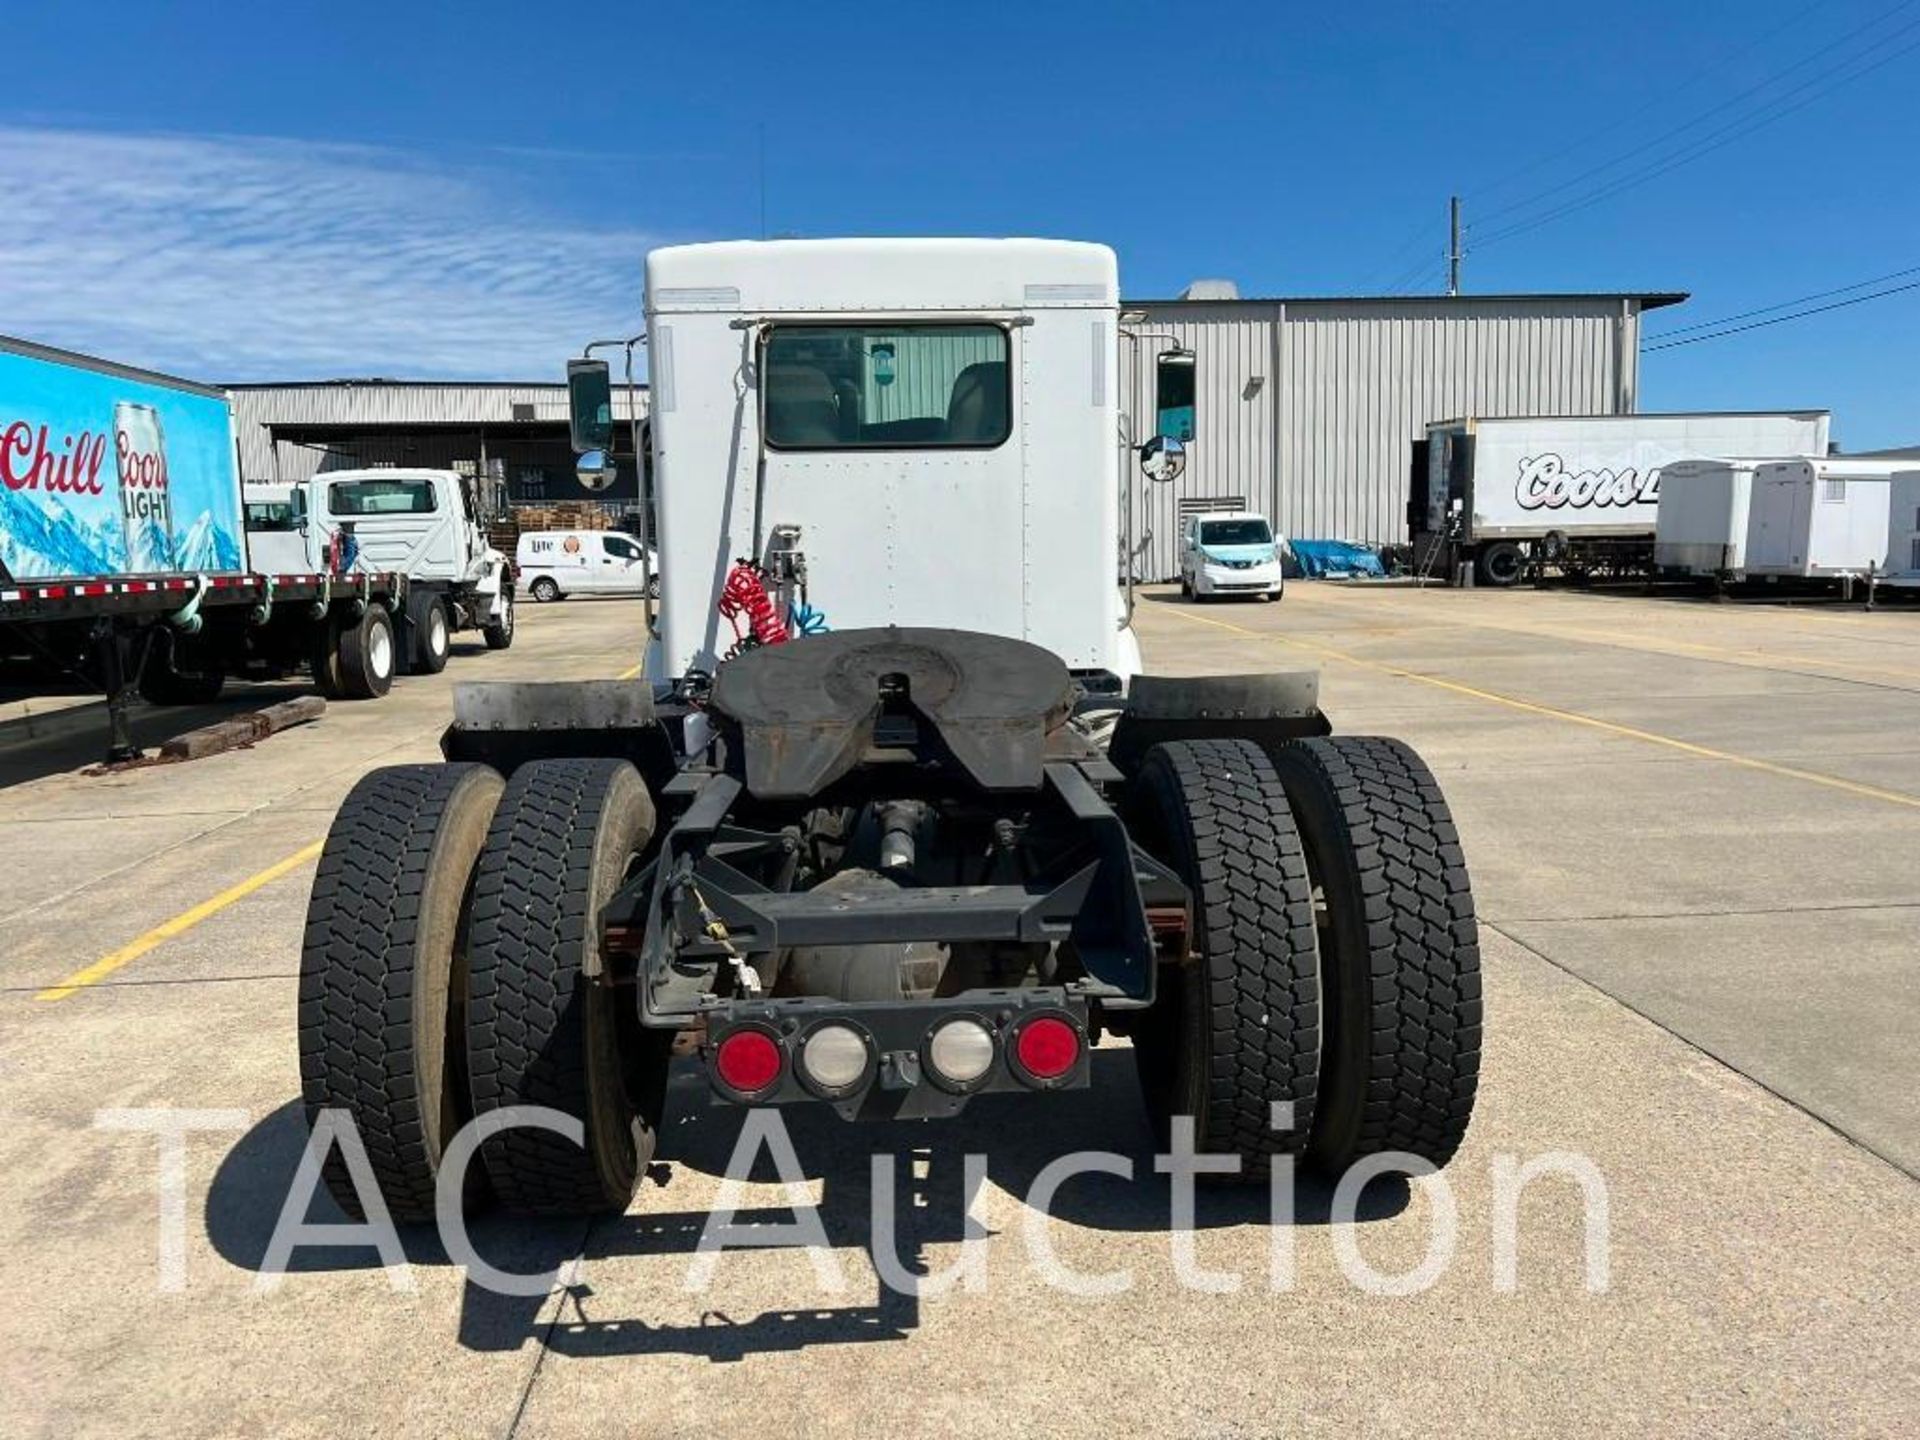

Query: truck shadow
0,678,314,787
204,1054,1407,1362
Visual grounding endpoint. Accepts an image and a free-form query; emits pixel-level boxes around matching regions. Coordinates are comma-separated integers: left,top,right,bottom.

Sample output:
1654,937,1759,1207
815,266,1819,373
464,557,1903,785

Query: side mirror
567,358,616,454
1138,434,1187,484
576,450,617,492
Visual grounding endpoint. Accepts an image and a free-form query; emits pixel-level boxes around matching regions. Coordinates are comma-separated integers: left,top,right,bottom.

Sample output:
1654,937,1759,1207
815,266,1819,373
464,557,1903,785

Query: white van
516,529,658,602
1178,511,1285,601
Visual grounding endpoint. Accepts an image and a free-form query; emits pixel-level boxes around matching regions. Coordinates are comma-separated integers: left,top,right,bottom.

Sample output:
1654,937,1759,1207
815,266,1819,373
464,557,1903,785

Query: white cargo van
516,529,658,602
1178,510,1285,600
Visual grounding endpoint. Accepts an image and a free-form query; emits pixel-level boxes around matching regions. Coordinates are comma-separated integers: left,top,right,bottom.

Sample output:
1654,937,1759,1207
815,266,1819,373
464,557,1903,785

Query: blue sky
3,0,1915,445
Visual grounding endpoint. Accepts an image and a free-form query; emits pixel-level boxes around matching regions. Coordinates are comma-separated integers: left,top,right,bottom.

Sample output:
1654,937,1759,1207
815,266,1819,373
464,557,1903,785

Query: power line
1473,22,1920,250
1469,0,1843,208
1648,261,1920,339
1641,277,1920,351
1474,0,1918,230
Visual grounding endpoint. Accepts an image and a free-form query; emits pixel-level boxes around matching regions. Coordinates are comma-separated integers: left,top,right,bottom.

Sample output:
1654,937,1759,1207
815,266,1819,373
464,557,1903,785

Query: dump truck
0,334,408,761
298,239,1483,1222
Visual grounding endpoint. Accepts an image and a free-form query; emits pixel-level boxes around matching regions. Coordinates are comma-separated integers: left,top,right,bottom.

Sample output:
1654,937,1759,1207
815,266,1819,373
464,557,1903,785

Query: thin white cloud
0,125,664,381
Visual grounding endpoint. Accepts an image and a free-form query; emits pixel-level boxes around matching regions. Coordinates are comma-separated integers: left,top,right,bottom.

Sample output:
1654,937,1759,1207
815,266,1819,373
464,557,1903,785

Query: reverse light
1012,1015,1081,1083
799,1023,871,1094
926,1018,996,1088
713,1028,784,1095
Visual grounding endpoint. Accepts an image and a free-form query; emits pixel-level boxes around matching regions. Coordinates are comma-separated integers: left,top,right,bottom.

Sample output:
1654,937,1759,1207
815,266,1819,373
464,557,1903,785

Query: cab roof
645,238,1118,315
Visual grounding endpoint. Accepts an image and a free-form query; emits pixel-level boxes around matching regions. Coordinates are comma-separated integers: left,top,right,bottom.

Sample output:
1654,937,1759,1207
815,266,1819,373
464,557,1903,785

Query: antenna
1448,196,1463,296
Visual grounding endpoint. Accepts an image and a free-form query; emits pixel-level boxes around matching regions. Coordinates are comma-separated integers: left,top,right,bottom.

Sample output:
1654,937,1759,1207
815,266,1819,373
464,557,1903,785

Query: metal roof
1125,291,1690,311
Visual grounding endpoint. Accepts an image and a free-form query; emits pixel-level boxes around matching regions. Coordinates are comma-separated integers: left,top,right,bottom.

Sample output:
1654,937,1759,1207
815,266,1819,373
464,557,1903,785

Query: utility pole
1448,195,1463,296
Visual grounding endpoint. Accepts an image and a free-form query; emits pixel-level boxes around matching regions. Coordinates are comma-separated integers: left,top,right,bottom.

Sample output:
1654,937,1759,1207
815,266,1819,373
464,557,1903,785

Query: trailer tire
298,763,505,1221
529,577,561,603
409,595,450,675
338,605,396,699
1128,738,1319,1178
1476,541,1525,587
1270,737,1482,1173
482,591,515,650
466,758,666,1215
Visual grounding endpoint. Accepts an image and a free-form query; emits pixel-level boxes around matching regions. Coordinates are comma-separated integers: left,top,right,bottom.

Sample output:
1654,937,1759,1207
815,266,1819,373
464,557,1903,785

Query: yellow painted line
1161,605,1920,812
617,661,644,680
36,840,325,1001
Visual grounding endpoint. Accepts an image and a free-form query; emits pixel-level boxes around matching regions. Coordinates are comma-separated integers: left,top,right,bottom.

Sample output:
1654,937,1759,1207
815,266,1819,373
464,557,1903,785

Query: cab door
597,534,649,593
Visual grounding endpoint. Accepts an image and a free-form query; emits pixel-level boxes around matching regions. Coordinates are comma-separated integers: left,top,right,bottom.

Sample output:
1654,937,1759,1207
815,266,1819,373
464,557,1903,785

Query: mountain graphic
125,512,177,574
0,484,127,581
174,511,243,572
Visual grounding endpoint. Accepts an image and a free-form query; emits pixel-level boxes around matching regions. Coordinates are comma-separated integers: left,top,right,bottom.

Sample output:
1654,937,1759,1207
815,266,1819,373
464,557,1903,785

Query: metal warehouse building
226,287,1683,577
228,380,649,517
1120,290,1683,578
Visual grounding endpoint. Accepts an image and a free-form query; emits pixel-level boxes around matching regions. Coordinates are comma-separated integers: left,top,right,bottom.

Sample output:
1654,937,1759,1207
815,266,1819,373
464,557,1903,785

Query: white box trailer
1422,410,1830,585
1887,470,1920,586
1654,458,1765,577
1745,458,1899,578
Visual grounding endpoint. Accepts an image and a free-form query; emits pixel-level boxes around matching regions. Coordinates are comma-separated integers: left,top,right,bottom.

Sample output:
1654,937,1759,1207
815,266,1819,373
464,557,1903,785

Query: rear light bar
702,993,1091,1119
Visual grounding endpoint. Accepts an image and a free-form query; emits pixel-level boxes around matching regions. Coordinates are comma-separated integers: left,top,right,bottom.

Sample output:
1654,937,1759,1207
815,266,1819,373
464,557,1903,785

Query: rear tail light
1011,1015,1081,1084
925,1018,996,1088
798,1022,871,1095
713,1027,784,1096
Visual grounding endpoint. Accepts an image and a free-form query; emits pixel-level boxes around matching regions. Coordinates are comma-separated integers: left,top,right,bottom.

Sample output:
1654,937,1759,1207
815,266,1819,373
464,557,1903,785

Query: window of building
762,323,1011,450
327,478,437,515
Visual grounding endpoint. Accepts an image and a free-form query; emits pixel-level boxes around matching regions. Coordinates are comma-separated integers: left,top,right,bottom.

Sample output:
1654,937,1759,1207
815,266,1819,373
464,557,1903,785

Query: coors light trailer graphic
1417,410,1831,586
0,335,244,587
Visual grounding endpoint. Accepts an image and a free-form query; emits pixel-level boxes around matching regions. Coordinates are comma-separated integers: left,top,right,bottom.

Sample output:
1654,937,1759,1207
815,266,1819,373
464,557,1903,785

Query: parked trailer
1416,411,1831,585
0,334,405,761
1654,458,1765,578
1887,470,1920,587
1745,458,1899,580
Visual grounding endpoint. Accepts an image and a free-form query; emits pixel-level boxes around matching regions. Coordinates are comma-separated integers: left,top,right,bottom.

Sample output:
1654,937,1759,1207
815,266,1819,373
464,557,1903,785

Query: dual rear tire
299,757,666,1221
1131,736,1481,1178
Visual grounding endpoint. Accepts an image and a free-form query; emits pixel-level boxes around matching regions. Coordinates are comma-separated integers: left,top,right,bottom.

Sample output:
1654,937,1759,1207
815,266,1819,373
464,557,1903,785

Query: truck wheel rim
431,610,448,655
371,627,393,677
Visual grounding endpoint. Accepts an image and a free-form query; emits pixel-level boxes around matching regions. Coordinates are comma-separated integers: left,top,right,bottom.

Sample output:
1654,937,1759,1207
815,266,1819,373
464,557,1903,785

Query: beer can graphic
115,401,176,572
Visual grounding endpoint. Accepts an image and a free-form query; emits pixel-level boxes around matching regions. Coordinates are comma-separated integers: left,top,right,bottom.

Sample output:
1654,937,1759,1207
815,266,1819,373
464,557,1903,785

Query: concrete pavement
1,587,1916,1438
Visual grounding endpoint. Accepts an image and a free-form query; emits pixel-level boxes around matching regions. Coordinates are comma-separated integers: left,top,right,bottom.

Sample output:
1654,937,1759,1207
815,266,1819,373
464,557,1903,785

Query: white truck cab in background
243,467,515,670
516,529,659,602
1178,510,1285,601
634,238,1147,683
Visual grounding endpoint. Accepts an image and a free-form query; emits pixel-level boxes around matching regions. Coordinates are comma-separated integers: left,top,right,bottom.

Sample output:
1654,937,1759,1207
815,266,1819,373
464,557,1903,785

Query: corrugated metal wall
228,383,648,484
1122,297,1636,578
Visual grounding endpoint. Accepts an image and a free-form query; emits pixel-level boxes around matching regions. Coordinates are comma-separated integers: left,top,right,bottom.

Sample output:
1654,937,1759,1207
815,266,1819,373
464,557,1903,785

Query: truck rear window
762,323,1011,450
328,479,437,515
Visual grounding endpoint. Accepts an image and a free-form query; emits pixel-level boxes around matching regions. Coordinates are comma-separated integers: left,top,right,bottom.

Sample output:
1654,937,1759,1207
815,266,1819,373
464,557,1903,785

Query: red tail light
1012,1015,1080,1082
714,1028,784,1095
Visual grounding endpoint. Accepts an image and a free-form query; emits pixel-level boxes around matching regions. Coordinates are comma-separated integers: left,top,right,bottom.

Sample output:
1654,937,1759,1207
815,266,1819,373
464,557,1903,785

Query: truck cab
635,238,1141,683
245,468,515,666
1179,509,1285,601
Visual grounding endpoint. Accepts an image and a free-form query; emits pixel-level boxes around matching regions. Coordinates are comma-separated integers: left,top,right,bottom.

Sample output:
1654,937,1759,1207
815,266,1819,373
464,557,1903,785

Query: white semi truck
1417,410,1831,585
245,468,515,672
295,238,1486,1224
